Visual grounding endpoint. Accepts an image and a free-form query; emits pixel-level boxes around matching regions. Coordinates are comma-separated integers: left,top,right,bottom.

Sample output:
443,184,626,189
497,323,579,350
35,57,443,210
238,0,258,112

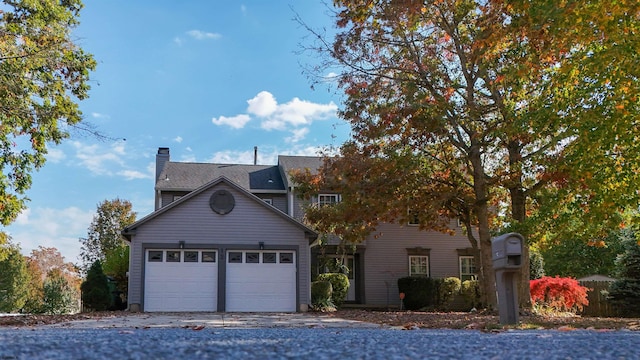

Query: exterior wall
255,194,287,214
362,221,473,307
128,183,311,312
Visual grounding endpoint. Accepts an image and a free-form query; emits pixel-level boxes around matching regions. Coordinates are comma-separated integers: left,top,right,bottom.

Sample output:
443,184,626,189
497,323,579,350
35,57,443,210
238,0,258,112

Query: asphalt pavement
1,327,639,359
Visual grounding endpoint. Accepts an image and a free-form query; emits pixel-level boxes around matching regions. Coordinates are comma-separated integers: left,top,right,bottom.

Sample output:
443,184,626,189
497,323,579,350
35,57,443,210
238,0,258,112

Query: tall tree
297,0,640,308
23,246,81,313
0,243,30,312
0,0,96,226
79,198,136,273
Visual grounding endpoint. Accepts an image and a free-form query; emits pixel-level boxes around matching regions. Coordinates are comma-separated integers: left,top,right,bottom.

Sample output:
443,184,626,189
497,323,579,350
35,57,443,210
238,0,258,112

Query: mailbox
491,233,524,271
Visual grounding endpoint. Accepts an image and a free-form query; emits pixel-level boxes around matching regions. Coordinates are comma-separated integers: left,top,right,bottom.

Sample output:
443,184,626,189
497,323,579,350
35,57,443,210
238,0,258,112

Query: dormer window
317,194,340,206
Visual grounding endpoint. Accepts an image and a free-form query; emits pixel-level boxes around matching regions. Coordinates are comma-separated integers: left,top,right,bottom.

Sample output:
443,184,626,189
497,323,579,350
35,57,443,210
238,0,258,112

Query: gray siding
128,183,311,311
362,221,473,306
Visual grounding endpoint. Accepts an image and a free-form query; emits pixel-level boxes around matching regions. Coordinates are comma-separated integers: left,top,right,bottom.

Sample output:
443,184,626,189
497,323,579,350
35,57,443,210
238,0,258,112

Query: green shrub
529,248,545,280
460,280,481,309
80,260,111,312
609,236,640,316
439,277,462,307
310,280,335,311
398,277,438,310
317,273,350,307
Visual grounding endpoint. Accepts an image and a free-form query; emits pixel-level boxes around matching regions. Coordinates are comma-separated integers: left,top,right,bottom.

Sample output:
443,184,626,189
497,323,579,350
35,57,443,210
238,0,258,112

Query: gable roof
278,155,324,188
124,176,317,241
156,162,285,192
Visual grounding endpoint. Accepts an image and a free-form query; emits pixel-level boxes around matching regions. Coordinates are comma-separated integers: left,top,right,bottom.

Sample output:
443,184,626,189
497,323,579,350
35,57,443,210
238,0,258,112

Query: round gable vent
209,190,235,215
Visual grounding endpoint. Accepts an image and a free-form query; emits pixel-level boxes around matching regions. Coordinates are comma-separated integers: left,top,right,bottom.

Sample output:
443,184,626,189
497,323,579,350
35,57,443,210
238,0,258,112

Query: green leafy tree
296,0,640,309
541,230,628,278
80,260,111,312
79,199,136,273
41,269,79,314
0,0,96,228
0,244,30,312
102,245,129,299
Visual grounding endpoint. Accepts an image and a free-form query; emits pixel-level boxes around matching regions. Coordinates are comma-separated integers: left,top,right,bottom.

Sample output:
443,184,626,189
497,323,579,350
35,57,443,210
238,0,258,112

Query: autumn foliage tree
296,0,640,308
0,0,96,231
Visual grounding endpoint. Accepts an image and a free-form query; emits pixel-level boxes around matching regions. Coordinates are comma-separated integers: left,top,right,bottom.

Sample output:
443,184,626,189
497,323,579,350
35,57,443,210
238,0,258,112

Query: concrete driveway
40,312,384,329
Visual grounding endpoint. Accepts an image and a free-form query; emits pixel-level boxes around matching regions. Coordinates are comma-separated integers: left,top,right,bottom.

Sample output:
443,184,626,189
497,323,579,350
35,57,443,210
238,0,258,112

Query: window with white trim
409,255,429,276
317,194,340,206
459,256,477,281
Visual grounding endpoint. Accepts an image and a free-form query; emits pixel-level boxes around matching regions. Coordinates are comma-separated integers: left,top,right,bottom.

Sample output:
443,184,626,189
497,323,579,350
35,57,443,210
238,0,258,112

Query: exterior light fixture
259,242,265,250
179,241,185,249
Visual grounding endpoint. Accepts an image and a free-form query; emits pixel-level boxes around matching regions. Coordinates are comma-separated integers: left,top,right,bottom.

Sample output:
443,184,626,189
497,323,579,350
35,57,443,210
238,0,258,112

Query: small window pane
263,252,277,263
184,251,198,262
279,252,294,264
202,252,216,263
246,252,259,263
149,251,163,262
229,252,243,263
166,251,181,262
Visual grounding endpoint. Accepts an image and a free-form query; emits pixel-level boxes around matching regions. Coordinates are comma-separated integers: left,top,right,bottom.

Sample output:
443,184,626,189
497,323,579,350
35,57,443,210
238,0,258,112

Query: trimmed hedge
398,276,462,310
317,273,350,307
311,280,334,310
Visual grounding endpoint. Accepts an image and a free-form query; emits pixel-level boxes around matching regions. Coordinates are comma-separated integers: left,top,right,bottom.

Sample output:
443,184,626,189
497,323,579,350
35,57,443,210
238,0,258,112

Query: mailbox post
491,233,524,325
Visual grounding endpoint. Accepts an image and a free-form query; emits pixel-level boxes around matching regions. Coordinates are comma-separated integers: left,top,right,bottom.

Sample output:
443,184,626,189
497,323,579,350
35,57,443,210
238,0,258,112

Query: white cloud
211,91,338,142
72,141,124,176
187,30,222,40
262,97,337,131
47,148,66,163
286,127,310,143
211,114,251,129
9,206,94,263
91,112,110,119
247,91,278,117
173,136,183,143
70,141,151,180
173,37,182,46
118,170,151,180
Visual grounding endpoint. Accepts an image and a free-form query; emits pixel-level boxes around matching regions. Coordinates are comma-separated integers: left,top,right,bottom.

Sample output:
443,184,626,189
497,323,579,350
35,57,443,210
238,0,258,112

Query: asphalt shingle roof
156,162,285,191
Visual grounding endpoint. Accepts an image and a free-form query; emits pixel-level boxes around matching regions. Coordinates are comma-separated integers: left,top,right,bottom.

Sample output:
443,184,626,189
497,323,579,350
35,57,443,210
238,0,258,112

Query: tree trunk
470,142,497,309
508,141,531,309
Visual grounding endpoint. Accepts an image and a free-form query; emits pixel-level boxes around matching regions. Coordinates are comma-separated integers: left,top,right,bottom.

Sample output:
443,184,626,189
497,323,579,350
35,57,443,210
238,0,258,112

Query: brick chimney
156,147,170,181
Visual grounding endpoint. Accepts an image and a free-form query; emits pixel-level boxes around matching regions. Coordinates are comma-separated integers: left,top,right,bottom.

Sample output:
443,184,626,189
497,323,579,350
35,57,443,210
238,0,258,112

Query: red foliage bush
530,276,590,313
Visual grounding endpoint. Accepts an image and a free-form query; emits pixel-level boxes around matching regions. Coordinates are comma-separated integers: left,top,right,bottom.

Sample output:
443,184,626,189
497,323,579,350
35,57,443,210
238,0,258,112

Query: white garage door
144,249,218,312
226,250,296,312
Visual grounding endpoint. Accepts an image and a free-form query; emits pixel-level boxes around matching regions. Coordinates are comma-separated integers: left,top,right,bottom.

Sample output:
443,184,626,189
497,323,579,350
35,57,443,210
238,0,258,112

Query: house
123,147,476,312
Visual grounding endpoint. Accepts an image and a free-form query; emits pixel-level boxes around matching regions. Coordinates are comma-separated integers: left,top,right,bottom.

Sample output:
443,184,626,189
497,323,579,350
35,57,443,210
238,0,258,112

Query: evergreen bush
317,273,350,307
80,260,111,312
608,236,640,316
397,277,438,310
310,280,334,311
460,280,481,309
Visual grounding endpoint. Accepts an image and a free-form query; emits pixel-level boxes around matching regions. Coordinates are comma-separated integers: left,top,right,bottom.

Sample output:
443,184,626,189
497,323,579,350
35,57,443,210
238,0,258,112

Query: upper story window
317,194,340,206
408,209,419,226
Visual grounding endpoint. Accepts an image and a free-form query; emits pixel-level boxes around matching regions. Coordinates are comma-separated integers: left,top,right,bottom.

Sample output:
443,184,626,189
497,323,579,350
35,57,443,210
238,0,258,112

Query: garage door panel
144,250,218,312
226,251,297,312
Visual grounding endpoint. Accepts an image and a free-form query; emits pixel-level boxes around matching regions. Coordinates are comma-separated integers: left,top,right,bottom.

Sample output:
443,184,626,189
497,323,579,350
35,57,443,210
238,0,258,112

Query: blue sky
4,1,349,263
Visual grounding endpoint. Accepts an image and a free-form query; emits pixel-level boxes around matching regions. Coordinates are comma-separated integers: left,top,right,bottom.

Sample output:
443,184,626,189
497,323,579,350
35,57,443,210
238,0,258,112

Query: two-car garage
143,248,297,312
123,178,316,313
